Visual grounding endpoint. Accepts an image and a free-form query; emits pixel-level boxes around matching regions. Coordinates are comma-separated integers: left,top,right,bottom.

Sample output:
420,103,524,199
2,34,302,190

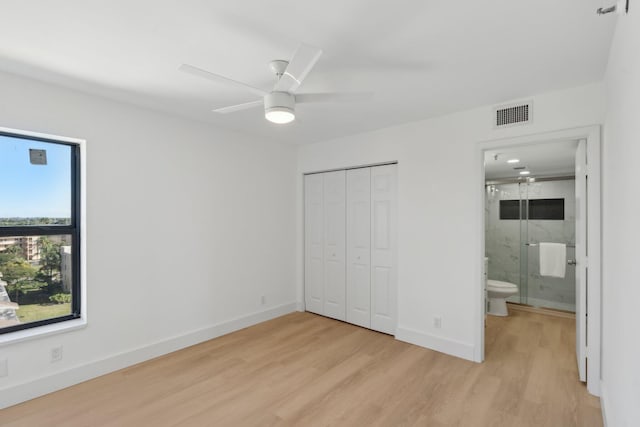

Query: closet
304,164,397,335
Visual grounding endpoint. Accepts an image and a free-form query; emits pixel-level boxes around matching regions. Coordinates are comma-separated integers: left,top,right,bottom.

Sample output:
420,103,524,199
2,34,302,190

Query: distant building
0,236,40,261
60,246,72,292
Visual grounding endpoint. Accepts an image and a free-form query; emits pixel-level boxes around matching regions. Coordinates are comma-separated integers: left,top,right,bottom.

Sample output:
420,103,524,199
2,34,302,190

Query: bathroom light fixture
519,171,531,175
507,159,520,164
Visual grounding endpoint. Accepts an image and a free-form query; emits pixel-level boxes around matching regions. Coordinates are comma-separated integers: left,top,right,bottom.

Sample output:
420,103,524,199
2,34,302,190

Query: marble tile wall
485,180,576,312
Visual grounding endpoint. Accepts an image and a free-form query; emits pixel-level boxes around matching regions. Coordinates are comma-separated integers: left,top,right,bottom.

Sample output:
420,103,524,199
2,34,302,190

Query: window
499,198,565,220
528,198,565,220
0,130,81,334
499,200,524,220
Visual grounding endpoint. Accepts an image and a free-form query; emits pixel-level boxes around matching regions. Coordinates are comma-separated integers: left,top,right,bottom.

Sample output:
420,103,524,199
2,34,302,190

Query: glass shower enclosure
485,177,576,312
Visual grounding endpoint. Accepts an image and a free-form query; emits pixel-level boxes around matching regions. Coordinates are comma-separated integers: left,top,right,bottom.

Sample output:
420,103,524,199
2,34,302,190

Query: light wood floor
1,310,602,426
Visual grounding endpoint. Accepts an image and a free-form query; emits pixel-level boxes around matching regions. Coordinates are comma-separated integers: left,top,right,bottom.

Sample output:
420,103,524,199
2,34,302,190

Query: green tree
0,252,16,268
4,244,23,258
2,259,38,303
37,237,62,286
0,244,26,283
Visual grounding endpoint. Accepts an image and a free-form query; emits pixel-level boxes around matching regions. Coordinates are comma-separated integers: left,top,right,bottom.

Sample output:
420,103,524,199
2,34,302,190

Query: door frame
477,125,601,396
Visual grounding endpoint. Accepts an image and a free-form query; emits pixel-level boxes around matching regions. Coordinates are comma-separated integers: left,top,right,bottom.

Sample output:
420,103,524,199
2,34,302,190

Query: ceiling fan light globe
264,92,296,124
265,107,295,124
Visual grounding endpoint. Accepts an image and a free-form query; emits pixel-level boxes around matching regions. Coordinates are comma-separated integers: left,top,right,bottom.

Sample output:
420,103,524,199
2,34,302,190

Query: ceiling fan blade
179,64,268,97
213,99,263,114
296,92,374,103
274,44,322,93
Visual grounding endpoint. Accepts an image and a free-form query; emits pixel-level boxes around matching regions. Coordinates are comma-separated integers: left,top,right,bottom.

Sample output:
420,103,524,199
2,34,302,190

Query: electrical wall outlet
0,358,8,377
51,346,63,363
433,316,442,329
260,295,266,305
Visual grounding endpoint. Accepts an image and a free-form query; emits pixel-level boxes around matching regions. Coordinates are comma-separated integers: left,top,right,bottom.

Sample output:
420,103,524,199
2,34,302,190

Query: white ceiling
0,1,616,144
484,140,579,180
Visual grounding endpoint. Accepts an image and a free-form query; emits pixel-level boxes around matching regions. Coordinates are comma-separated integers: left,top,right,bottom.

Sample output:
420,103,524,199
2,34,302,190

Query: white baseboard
600,380,610,427
395,326,476,362
296,301,305,312
0,302,297,409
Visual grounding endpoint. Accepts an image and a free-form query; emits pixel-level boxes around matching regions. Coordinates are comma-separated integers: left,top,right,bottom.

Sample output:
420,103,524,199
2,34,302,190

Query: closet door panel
323,170,346,320
371,164,397,334
304,174,324,315
346,168,371,328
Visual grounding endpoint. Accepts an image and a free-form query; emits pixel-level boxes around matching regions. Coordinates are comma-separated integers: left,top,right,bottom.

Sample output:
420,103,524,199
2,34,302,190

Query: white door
371,164,397,334
575,140,587,381
323,170,346,320
304,174,324,315
346,168,371,328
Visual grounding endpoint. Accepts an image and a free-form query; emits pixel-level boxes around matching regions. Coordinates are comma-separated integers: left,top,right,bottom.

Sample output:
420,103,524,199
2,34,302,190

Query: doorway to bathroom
485,145,577,312
478,126,601,397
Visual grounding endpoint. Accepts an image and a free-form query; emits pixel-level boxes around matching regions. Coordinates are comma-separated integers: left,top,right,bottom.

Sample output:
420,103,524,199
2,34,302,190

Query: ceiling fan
179,43,372,124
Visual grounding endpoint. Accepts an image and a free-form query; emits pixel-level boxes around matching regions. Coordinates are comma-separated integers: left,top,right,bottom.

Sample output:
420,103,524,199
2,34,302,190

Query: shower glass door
523,179,576,312
486,178,576,312
518,182,529,306
485,182,526,304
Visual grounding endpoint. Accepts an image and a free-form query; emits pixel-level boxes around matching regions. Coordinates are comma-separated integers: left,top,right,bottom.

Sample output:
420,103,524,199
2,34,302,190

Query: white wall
601,10,640,427
297,83,605,361
0,71,297,408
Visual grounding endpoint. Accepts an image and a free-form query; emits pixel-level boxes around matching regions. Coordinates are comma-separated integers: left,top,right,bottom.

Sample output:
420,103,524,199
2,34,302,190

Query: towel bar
525,242,576,248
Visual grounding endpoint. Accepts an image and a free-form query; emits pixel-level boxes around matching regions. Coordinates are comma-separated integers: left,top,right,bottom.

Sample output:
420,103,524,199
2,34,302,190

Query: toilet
487,279,518,316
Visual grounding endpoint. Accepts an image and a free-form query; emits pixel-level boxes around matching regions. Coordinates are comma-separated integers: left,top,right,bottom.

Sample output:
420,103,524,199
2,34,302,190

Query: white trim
0,318,86,346
0,126,85,145
585,127,602,396
0,126,88,347
0,302,297,409
477,125,602,394
396,326,475,361
600,380,610,427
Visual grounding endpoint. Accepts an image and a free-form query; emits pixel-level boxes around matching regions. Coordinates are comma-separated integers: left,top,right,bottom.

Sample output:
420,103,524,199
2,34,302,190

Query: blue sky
0,135,71,218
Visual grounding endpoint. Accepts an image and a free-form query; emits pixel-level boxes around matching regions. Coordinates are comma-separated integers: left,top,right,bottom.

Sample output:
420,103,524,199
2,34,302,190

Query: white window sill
0,318,87,346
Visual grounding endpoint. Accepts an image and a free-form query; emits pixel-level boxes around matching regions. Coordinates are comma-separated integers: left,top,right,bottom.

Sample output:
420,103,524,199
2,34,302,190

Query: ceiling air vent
494,101,532,128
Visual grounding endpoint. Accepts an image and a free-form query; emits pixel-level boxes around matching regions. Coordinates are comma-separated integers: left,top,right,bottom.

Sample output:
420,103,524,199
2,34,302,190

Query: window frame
0,128,84,337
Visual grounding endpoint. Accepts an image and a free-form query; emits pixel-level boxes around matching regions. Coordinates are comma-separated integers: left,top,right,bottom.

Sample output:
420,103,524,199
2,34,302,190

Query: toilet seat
487,279,518,290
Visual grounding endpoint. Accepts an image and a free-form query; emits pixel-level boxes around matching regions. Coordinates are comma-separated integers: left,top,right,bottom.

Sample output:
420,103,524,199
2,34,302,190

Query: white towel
539,242,566,278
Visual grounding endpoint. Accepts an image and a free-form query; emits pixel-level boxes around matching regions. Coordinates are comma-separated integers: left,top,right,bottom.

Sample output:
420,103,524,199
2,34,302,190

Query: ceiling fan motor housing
265,92,295,111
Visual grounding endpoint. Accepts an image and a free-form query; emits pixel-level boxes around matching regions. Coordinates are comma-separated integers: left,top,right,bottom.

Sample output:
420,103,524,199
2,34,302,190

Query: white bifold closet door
346,168,372,328
305,164,396,334
370,164,397,334
304,173,324,315
322,170,346,320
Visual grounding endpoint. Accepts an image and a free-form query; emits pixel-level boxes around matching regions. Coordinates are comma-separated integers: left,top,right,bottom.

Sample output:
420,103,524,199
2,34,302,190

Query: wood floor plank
0,310,602,427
